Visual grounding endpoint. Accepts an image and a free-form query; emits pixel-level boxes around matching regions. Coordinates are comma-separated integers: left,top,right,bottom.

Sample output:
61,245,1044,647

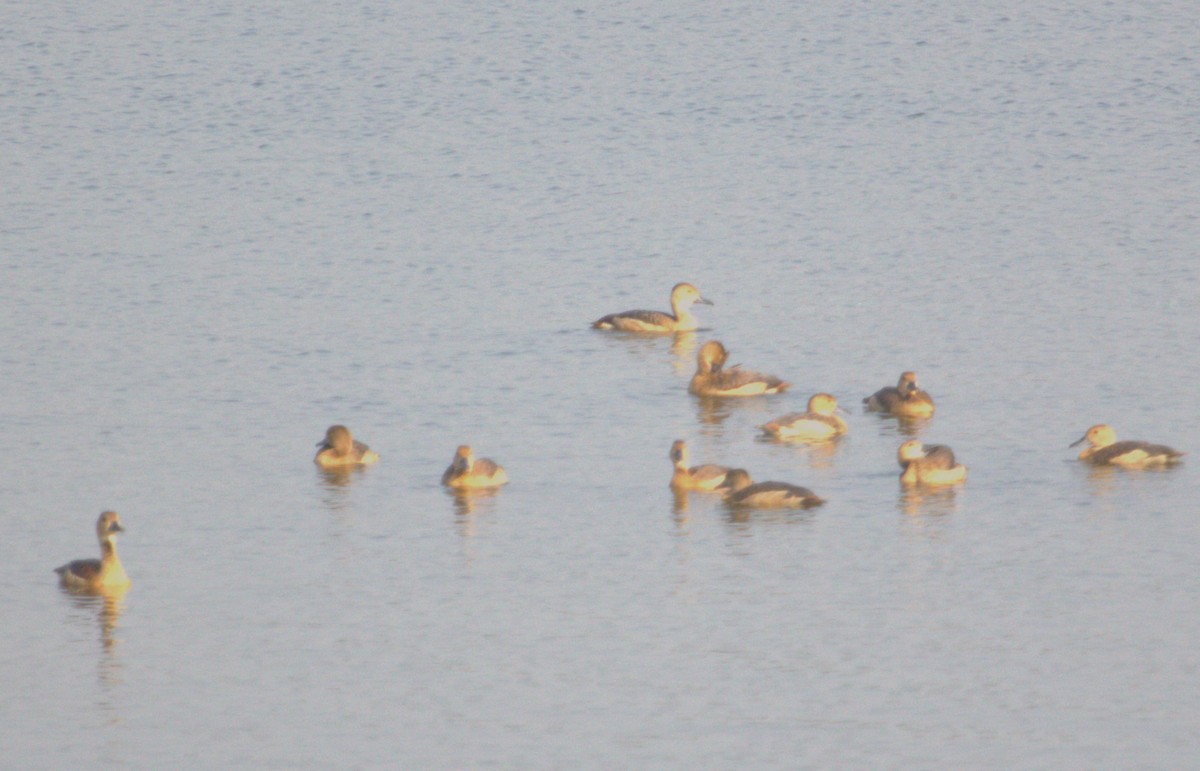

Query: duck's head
718,468,753,492
669,439,688,465
671,282,712,309
897,439,926,464
898,371,920,394
319,425,353,454
1070,424,1116,448
808,393,840,415
96,510,124,541
452,445,475,472
696,340,728,374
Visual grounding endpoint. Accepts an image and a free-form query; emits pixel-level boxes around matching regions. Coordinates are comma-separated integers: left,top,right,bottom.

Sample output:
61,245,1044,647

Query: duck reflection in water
64,583,129,654
892,414,933,437
669,331,698,376
316,463,371,492
448,485,501,520
898,484,960,519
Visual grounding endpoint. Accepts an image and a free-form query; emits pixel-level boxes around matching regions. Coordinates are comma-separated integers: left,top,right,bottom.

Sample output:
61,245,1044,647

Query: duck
592,282,712,333
668,439,730,490
442,445,509,489
689,340,789,397
760,393,848,440
897,440,967,485
718,468,825,508
55,511,130,590
1070,424,1183,467
864,371,935,417
314,425,380,468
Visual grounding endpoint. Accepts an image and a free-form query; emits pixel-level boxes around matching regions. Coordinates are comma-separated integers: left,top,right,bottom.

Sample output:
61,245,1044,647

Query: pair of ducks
669,440,824,508
893,425,1185,484
670,435,967,502
313,425,508,489
589,284,788,396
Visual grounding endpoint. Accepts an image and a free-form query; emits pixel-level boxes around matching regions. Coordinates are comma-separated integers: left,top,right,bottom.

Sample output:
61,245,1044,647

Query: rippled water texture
3,2,1199,767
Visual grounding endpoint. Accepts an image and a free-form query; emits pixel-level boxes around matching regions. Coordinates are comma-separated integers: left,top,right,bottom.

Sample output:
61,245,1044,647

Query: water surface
3,2,1199,767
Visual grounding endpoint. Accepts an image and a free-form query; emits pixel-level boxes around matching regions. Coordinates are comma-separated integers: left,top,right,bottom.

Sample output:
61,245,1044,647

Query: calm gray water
4,2,1199,767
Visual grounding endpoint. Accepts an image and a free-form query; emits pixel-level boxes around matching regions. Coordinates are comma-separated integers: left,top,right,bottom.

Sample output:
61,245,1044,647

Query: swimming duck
689,341,789,397
668,439,730,490
718,468,825,508
1070,424,1183,467
864,372,935,417
760,393,848,440
314,425,380,468
592,282,712,333
442,445,509,489
897,440,967,485
55,511,130,590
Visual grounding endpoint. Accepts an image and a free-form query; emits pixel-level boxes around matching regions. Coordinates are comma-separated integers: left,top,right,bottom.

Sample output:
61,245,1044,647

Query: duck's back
1090,440,1182,465
920,444,959,469
867,387,933,414
695,367,788,396
593,309,676,332
762,411,844,437
56,558,102,583
352,440,379,463
731,481,823,508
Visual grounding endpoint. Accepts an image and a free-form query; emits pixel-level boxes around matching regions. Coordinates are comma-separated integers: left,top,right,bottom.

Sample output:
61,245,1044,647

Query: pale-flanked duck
718,468,824,508
55,511,130,590
897,440,967,485
689,341,789,397
593,282,712,333
864,371,935,417
314,425,379,468
1070,424,1183,467
442,445,509,489
760,393,848,440
668,439,730,491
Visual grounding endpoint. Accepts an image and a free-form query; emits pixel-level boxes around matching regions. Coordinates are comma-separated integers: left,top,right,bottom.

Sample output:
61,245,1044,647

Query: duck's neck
99,538,128,583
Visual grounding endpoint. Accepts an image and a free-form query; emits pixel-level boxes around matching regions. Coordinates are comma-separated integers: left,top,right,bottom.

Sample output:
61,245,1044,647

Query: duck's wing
807,413,846,430
473,458,504,477
56,558,102,581
763,412,806,429
734,481,823,506
1092,441,1182,464
687,464,729,484
713,367,787,391
922,444,958,469
867,386,901,409
592,309,675,330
